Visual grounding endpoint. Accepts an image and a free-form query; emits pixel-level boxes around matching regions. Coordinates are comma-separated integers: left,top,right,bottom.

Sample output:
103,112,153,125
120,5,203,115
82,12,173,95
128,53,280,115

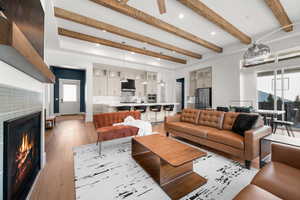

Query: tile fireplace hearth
3,112,41,200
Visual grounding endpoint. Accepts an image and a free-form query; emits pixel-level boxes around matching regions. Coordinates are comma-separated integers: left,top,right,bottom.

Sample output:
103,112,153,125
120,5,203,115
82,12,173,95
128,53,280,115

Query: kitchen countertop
95,102,179,107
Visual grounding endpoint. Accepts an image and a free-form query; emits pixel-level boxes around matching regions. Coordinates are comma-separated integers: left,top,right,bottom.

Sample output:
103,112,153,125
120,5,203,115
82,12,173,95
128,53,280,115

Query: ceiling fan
118,0,166,14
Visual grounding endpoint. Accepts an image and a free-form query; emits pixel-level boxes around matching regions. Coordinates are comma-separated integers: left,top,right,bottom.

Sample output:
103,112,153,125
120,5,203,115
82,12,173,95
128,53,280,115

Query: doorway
176,78,185,112
257,67,300,130
59,79,81,115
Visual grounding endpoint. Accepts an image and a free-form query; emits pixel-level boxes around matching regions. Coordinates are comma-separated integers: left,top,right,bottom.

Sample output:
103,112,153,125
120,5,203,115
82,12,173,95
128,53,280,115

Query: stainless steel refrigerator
195,88,212,109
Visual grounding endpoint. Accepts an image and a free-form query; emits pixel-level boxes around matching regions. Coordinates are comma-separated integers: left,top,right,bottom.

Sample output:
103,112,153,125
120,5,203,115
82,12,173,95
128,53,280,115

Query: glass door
257,70,275,111
282,67,300,130
257,67,300,130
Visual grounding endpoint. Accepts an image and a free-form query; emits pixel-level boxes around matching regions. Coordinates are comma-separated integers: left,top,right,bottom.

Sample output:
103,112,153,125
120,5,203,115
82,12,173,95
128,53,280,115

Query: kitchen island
93,102,179,122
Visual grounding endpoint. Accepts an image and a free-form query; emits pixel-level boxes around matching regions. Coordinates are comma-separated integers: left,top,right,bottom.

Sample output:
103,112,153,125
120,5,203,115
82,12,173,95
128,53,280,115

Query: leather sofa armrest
244,126,272,160
272,143,300,169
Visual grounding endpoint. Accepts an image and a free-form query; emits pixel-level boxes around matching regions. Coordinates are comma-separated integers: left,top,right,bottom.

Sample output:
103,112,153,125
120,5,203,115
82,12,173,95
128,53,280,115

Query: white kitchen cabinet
147,81,157,94
107,77,121,96
93,76,107,96
135,79,145,97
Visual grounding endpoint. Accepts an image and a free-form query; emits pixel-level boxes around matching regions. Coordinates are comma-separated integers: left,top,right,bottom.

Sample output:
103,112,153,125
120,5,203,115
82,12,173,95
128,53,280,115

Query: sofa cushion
180,109,201,124
166,122,207,138
206,130,244,149
198,110,225,129
232,114,259,136
96,125,139,141
251,162,300,200
223,112,240,130
233,184,281,200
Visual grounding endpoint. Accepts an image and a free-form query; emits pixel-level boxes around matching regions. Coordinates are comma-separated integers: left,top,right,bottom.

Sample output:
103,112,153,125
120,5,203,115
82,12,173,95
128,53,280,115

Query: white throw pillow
124,116,135,123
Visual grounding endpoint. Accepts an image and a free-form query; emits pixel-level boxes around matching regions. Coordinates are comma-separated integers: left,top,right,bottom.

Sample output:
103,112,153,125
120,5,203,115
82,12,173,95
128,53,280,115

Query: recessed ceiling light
179,13,184,19
157,58,161,61
95,43,100,47
102,30,106,32
211,31,216,36
130,52,135,55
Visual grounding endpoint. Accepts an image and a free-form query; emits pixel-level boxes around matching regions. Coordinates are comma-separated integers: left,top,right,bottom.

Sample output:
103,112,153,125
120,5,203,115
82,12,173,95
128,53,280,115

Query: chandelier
243,43,271,65
242,22,298,66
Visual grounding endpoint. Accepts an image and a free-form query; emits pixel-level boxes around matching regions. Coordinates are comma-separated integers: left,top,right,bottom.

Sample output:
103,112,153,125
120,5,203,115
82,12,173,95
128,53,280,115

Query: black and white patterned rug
73,137,257,200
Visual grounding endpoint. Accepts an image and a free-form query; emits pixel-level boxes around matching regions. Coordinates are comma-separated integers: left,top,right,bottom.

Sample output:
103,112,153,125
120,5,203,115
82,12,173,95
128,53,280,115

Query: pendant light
120,49,128,83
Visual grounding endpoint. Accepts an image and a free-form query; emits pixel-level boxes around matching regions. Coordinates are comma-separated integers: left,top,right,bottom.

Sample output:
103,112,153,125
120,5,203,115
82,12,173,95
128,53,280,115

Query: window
63,84,77,102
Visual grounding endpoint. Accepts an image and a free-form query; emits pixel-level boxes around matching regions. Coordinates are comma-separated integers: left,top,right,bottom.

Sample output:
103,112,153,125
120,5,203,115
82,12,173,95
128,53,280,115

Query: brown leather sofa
234,143,300,200
93,111,141,154
165,109,271,168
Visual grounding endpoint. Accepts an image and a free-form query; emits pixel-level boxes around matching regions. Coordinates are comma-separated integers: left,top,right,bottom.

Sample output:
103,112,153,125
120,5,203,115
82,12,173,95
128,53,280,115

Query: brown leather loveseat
94,111,141,154
165,109,271,168
234,143,300,200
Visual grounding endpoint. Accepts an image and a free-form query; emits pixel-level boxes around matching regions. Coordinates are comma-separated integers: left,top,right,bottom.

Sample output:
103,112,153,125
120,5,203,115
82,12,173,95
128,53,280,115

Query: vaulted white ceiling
51,0,300,69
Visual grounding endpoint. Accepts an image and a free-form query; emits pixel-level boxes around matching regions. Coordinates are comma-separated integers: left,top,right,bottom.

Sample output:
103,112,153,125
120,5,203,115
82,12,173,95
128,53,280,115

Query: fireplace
3,112,41,200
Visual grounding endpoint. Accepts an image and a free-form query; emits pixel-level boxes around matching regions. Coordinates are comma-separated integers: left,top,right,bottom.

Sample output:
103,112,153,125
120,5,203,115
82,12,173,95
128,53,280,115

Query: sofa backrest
223,112,240,130
198,110,225,129
180,109,201,124
93,111,141,128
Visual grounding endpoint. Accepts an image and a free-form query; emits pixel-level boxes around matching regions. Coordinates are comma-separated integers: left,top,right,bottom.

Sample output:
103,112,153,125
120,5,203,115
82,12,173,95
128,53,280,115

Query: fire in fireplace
4,112,41,200
16,133,34,187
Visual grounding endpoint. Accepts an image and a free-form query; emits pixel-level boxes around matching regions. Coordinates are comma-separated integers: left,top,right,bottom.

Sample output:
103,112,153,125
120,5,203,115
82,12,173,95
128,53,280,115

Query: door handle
60,99,64,103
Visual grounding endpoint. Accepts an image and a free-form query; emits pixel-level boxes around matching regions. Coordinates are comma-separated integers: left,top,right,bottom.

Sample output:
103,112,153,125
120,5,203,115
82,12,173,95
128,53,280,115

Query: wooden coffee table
132,134,207,200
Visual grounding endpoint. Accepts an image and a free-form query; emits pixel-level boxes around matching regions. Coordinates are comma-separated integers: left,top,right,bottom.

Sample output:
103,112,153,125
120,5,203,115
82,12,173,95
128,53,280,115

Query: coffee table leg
160,160,207,200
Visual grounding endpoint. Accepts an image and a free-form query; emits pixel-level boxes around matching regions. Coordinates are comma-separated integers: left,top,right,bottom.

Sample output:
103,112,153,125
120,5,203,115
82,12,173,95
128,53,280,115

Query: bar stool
149,105,162,123
134,106,147,120
272,120,295,137
116,106,131,112
217,106,229,112
163,105,174,117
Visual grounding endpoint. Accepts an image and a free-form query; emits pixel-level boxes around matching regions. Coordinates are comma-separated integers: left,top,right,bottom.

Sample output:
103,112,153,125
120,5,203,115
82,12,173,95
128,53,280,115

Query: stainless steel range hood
0,15,55,83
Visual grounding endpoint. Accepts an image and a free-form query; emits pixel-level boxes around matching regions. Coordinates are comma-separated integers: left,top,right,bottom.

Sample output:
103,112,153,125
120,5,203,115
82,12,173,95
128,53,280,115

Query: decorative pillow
124,116,135,123
232,114,258,136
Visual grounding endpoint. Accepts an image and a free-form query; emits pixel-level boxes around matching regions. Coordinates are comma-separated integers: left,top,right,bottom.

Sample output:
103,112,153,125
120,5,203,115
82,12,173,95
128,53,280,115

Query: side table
260,134,300,168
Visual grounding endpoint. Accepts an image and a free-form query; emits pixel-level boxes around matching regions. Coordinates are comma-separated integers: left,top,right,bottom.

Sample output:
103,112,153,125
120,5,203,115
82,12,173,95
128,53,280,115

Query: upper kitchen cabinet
107,71,121,96
92,65,161,97
135,79,144,97
196,67,212,88
147,72,158,82
146,72,158,94
189,67,212,97
93,69,107,96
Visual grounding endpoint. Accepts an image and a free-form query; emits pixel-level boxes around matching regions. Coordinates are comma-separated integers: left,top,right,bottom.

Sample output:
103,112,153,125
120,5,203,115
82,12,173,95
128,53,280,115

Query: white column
85,64,93,122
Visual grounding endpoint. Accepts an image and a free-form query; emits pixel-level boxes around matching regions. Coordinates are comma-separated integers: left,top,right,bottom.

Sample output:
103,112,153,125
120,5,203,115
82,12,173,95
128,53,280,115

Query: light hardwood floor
30,115,263,200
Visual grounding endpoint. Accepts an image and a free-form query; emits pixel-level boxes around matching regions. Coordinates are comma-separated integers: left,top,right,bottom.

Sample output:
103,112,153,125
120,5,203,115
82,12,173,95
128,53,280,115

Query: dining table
255,109,286,128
